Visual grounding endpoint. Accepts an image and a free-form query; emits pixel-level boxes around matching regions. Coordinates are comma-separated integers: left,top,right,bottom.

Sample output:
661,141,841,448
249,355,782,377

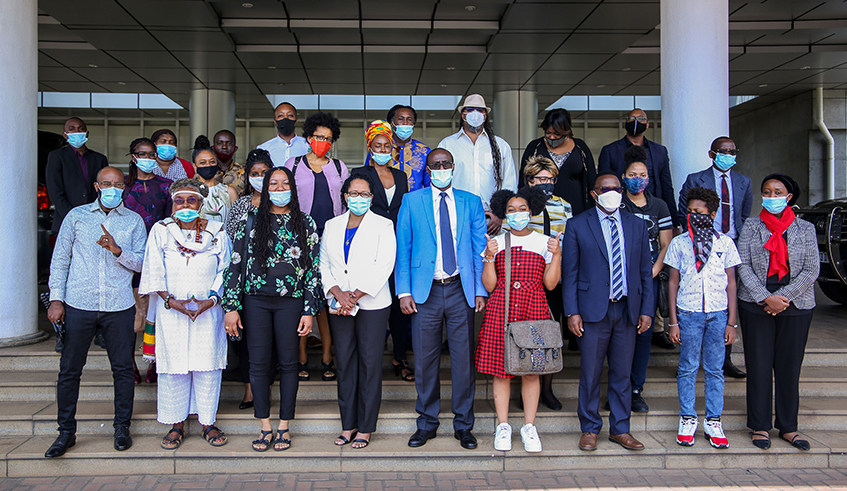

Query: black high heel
392,360,414,382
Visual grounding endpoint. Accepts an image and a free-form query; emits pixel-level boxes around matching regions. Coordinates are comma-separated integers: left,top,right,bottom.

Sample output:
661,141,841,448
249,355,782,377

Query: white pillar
493,90,538,176
189,89,236,146
0,0,45,346
661,0,729,198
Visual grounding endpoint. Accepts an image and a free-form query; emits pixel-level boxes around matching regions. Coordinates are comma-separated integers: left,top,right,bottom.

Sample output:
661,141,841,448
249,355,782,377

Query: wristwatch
727,324,738,329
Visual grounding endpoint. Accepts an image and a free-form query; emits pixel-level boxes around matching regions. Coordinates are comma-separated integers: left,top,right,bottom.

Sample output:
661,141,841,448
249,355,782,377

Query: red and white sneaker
676,417,698,446
704,418,729,448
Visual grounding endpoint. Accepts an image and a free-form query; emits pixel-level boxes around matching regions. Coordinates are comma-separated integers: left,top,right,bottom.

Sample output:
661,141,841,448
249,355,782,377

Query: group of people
43,93,819,458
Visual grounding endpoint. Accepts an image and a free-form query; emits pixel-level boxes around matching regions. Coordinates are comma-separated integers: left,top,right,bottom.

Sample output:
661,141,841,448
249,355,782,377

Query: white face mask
465,110,485,129
596,190,622,212
249,176,264,193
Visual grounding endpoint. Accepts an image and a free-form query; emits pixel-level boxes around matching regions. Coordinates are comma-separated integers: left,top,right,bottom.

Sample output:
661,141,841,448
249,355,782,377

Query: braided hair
241,149,274,197
126,137,156,188
482,117,504,190
253,167,312,272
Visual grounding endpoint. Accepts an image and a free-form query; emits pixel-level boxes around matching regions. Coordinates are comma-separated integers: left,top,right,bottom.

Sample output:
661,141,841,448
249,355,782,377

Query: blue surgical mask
135,158,158,173
506,211,530,231
430,169,453,188
98,187,123,209
622,176,649,195
66,132,88,149
394,124,414,140
157,144,177,161
173,208,200,222
762,196,787,215
465,110,485,129
269,190,291,207
714,153,736,171
249,176,265,193
347,196,371,215
371,152,392,165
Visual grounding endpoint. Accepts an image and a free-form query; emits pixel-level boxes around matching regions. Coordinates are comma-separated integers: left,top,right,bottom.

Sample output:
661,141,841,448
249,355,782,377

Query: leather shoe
724,360,746,379
578,432,597,451
541,392,563,411
408,429,437,447
454,429,477,449
609,433,644,450
45,432,75,458
239,400,254,410
631,391,649,413
652,332,676,350
114,426,132,451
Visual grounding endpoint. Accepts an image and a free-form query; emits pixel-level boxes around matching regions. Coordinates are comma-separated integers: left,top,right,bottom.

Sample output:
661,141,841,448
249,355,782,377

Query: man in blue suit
395,148,487,450
678,136,752,379
563,172,654,452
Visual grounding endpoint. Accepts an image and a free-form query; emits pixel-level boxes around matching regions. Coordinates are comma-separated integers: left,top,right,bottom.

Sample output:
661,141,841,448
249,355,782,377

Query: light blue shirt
258,134,310,167
597,208,628,298
712,167,736,239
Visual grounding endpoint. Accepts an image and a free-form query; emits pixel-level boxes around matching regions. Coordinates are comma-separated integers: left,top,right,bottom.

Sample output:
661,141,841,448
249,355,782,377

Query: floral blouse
123,175,173,232
222,210,322,316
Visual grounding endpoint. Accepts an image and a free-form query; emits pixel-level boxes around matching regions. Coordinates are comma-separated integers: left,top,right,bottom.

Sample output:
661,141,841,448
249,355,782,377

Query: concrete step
2,430,844,477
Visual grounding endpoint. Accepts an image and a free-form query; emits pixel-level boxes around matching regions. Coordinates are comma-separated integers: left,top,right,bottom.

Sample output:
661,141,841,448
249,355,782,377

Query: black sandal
274,429,291,451
351,437,370,449
393,360,415,382
298,363,310,382
202,425,228,447
750,430,771,449
252,430,273,452
335,431,358,446
322,360,337,381
161,427,184,450
780,431,811,451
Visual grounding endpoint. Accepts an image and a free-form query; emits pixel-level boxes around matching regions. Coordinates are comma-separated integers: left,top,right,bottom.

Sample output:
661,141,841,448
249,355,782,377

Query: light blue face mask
430,169,453,188
762,196,788,214
135,158,158,173
269,190,291,207
66,132,88,149
506,211,530,231
157,144,177,161
98,187,123,209
371,152,392,165
347,196,371,216
173,208,200,222
394,124,413,140
465,110,485,129
713,152,736,171
249,176,265,193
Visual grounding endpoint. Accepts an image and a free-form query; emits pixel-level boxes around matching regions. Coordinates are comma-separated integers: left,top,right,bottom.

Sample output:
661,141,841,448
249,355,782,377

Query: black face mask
625,119,647,136
276,118,295,136
536,183,554,198
197,166,218,180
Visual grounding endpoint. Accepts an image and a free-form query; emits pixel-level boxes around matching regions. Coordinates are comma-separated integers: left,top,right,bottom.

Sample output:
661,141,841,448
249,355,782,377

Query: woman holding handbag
476,186,562,453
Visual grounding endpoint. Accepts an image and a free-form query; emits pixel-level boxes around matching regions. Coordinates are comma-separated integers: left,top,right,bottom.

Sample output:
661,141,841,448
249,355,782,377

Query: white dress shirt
432,186,459,280
597,208,628,299
258,134,310,167
437,128,517,210
712,167,736,239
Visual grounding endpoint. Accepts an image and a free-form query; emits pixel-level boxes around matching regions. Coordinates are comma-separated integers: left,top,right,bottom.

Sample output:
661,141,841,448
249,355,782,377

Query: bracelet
483,257,495,263
668,323,679,327
163,294,174,310
209,294,220,306
727,324,738,329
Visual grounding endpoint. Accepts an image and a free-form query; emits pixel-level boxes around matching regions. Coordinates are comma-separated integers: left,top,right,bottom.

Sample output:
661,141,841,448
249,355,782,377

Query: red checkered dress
476,246,551,379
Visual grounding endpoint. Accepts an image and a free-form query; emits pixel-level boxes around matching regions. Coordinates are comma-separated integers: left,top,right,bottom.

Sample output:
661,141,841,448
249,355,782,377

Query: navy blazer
45,145,108,233
597,137,677,227
678,167,752,234
350,165,408,226
562,207,654,326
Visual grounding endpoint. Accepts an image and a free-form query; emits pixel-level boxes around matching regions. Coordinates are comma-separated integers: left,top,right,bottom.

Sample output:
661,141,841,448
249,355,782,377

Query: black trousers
57,305,135,433
330,307,391,433
739,303,813,433
243,295,303,420
388,274,411,362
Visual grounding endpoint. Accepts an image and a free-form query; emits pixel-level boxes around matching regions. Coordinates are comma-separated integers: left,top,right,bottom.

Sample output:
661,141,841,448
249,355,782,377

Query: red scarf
760,207,795,280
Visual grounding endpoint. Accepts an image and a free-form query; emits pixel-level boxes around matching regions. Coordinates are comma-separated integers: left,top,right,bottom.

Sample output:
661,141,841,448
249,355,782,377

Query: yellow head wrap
365,120,393,148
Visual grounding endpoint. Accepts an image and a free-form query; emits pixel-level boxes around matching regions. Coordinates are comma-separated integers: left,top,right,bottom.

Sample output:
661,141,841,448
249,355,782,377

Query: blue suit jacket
678,167,752,232
395,187,487,307
562,207,654,325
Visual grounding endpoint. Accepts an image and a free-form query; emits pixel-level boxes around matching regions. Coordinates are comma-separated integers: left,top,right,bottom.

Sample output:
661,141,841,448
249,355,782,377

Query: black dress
519,137,596,216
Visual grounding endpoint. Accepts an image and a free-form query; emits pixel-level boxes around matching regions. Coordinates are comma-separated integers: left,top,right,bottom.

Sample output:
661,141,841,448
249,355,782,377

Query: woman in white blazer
320,174,396,449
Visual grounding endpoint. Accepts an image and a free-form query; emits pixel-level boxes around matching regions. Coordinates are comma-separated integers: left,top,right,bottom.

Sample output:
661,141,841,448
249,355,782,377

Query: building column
661,0,729,198
189,89,236,147
0,0,45,347
493,90,538,181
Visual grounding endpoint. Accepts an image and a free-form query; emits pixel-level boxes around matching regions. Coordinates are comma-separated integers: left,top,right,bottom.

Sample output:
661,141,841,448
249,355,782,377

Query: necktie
609,216,624,300
439,192,457,275
721,174,730,234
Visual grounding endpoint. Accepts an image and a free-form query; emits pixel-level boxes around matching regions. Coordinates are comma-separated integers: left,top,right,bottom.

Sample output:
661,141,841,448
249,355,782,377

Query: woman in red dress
477,186,562,453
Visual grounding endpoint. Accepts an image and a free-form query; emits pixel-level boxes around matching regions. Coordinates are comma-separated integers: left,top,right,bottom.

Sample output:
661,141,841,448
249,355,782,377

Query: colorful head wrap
365,120,393,148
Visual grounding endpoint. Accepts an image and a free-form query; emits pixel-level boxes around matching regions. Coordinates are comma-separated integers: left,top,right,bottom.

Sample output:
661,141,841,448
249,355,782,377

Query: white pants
157,370,222,426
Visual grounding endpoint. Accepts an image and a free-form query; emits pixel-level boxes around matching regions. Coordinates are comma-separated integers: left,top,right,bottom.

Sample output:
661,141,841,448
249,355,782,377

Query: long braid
253,167,312,274
483,118,503,190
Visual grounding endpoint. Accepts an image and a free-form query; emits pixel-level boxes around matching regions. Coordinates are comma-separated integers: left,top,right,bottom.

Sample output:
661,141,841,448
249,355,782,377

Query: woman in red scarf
736,173,819,452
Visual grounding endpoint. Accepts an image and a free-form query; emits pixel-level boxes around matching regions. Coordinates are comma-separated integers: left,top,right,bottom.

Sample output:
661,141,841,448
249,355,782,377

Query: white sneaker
676,417,698,446
520,423,542,453
494,423,512,451
704,418,729,448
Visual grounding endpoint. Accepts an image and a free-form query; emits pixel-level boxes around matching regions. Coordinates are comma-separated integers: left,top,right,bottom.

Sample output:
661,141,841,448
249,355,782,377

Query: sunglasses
594,186,623,194
173,197,200,206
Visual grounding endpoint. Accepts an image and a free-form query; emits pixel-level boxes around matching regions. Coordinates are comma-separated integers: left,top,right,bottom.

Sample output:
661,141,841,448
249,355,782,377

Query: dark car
38,130,66,284
797,198,847,305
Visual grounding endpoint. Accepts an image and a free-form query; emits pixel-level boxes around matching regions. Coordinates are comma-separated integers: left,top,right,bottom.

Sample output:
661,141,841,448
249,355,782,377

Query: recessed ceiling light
242,2,253,8
622,67,631,72
267,65,277,69
597,84,605,88
800,65,811,70
166,112,173,115
465,5,476,11
758,84,768,87
277,82,285,86
429,113,436,116
117,82,126,85
88,64,98,68
446,66,455,71
441,84,448,87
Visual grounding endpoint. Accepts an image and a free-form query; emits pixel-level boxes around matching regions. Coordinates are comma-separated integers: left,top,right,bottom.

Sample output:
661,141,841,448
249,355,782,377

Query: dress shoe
133,367,142,385
651,332,676,350
541,392,563,411
408,429,437,447
724,360,746,378
631,390,649,413
239,400,254,410
45,432,75,458
54,337,63,353
454,429,477,449
145,362,157,384
578,432,597,451
114,426,132,451
609,433,644,450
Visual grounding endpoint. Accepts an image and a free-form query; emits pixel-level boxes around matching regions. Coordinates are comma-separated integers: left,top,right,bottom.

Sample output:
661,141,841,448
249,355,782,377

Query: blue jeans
677,309,727,419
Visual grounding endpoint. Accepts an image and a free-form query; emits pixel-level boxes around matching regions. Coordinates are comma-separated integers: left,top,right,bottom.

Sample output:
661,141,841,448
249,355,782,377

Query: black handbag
656,265,670,318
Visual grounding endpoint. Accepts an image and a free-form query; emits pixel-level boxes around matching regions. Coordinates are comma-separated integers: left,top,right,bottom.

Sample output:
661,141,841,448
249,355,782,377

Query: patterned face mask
687,212,717,272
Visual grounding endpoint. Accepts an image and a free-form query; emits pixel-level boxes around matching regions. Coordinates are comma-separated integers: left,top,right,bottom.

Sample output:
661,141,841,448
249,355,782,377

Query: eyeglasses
173,197,200,206
462,107,485,113
714,148,739,156
625,116,648,123
531,176,557,184
428,161,454,170
346,191,373,198
594,186,623,194
131,151,157,159
311,135,333,142
97,180,126,190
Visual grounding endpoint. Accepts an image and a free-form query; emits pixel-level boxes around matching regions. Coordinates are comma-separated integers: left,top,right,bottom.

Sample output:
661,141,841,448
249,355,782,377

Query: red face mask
214,149,236,162
310,139,332,158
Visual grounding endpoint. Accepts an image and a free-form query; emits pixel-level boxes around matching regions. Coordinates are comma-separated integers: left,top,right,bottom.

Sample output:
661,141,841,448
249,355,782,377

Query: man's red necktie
721,174,730,234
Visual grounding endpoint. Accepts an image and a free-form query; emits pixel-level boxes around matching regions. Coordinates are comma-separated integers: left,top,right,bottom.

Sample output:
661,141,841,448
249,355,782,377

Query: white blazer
320,210,396,310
